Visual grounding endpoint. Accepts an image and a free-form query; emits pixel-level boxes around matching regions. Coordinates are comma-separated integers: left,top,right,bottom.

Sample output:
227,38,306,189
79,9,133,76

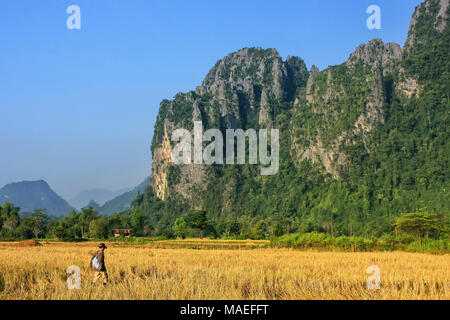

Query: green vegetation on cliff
132,0,449,240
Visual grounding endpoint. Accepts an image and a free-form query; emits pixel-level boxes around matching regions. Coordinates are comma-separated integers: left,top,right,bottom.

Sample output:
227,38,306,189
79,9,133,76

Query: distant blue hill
0,180,75,217
69,188,130,210
99,177,150,215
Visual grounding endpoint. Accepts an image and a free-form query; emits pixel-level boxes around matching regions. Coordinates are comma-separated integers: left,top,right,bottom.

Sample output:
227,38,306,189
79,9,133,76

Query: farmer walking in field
91,243,108,286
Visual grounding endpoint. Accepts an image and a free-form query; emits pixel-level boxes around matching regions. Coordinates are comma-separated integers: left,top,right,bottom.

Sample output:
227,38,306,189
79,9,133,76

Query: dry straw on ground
0,241,448,300
13,240,42,247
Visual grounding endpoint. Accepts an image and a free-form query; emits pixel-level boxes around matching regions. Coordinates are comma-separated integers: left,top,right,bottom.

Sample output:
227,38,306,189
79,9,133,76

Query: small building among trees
113,229,132,238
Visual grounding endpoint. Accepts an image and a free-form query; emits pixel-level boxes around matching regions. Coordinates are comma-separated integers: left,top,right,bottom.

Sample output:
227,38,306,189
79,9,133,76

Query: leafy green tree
53,210,81,239
0,204,4,229
28,209,49,239
270,221,284,237
131,207,144,234
107,212,129,229
222,217,241,237
79,207,98,238
1,202,20,235
15,218,33,239
53,225,66,240
252,220,268,240
173,217,188,239
394,213,441,248
89,217,109,239
188,210,207,230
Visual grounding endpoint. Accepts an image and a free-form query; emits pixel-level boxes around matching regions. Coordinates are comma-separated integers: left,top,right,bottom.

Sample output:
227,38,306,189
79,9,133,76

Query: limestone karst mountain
133,0,449,237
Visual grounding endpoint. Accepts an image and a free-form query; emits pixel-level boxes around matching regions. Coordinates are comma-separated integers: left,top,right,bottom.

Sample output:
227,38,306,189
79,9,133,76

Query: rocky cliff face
290,38,404,178
197,48,287,128
151,47,308,201
144,0,449,226
400,0,448,96
405,0,449,52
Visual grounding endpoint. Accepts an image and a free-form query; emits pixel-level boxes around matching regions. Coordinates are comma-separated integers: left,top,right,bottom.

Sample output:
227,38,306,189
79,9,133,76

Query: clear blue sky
0,0,422,199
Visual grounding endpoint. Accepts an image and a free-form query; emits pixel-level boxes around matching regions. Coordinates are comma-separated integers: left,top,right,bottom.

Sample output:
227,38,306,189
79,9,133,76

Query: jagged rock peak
347,39,402,74
200,47,283,88
310,65,319,75
193,47,308,122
